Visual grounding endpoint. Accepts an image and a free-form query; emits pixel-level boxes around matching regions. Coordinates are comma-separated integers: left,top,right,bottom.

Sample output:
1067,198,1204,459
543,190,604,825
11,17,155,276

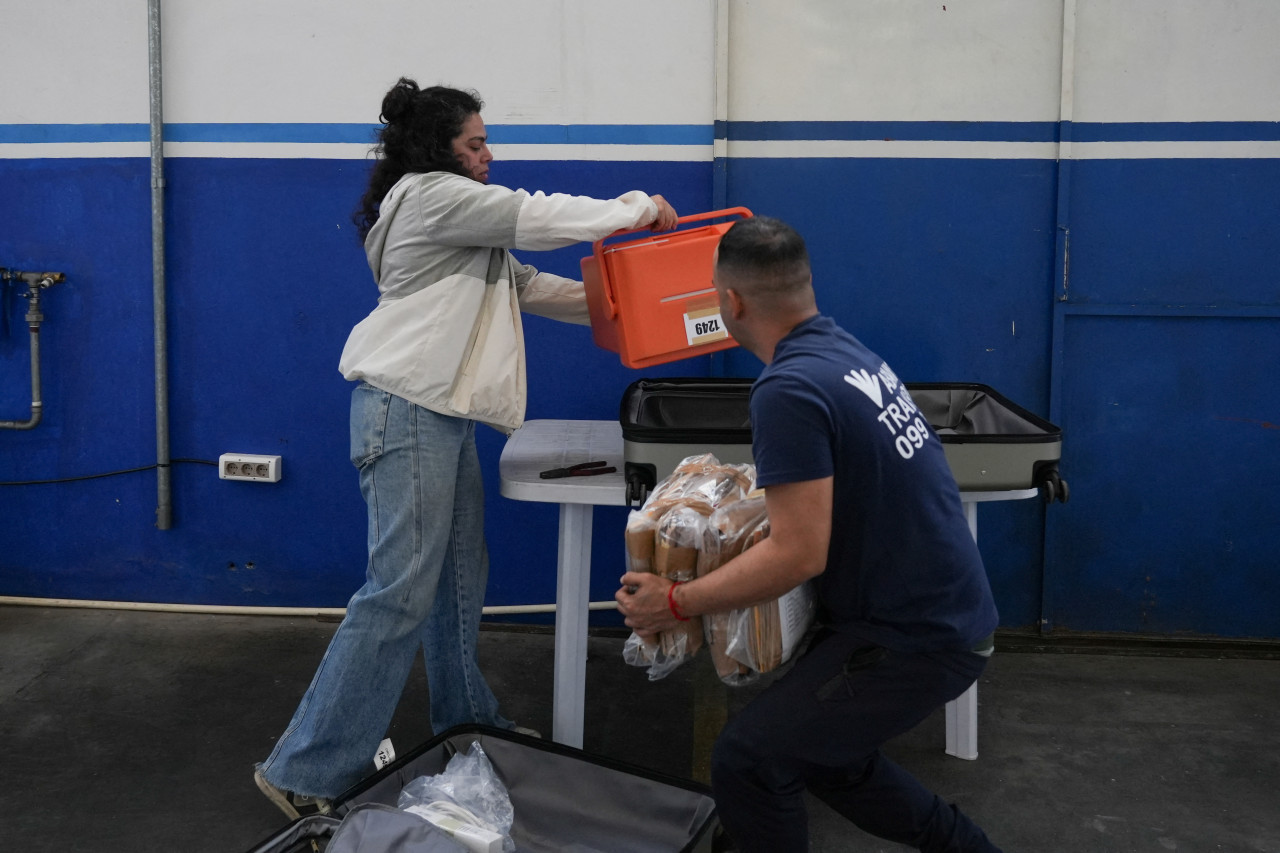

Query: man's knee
711,716,767,780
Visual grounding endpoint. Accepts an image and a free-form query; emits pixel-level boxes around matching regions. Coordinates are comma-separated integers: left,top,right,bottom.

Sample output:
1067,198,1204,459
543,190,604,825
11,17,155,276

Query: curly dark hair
352,78,485,239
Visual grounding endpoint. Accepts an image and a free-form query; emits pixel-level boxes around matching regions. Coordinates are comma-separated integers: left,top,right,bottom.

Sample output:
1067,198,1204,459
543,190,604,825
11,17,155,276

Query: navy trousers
710,629,1002,852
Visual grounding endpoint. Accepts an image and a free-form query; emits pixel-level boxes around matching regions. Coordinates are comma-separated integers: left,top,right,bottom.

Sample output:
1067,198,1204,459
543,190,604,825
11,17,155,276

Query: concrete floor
1,604,1277,852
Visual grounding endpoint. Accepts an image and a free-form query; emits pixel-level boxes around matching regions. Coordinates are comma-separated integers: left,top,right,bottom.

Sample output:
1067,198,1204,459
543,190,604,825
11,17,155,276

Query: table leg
945,498,980,760
552,502,593,748
945,681,979,760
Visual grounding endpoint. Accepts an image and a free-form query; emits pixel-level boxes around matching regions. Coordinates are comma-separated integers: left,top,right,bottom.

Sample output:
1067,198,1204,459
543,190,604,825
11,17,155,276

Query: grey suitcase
907,382,1065,496
245,806,468,853
247,725,717,853
618,376,1065,502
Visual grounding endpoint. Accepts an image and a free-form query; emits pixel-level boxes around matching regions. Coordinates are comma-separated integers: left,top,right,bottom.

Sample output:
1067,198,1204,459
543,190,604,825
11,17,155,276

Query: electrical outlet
219,453,282,482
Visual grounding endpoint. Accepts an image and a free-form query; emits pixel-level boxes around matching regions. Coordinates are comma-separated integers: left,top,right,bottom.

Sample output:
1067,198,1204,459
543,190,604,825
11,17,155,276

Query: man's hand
616,479,832,641
615,572,681,639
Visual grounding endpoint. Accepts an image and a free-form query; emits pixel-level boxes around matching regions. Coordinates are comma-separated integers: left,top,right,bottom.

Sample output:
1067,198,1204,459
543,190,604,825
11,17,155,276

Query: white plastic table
499,418,1036,757
947,488,1038,760
498,419,628,748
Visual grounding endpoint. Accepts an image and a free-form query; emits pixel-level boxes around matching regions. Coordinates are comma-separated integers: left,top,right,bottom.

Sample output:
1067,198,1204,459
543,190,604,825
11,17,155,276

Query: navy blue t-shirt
751,315,998,652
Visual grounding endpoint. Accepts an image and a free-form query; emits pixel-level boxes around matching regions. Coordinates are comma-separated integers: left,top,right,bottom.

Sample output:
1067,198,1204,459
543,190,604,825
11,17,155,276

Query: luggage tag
373,737,396,770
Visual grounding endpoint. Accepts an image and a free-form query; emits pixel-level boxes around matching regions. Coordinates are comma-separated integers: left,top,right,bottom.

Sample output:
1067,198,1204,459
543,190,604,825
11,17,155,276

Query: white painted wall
5,0,1280,157
1,0,716,126
1073,0,1280,122
726,0,1066,122
3,1,149,123
727,0,1280,125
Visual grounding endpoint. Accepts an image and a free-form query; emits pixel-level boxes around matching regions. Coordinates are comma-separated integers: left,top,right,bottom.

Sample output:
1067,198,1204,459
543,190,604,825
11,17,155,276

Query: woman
255,78,678,816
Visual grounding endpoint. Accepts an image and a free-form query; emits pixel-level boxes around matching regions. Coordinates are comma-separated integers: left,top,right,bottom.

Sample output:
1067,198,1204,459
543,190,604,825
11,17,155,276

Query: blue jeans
711,629,1002,852
259,383,511,798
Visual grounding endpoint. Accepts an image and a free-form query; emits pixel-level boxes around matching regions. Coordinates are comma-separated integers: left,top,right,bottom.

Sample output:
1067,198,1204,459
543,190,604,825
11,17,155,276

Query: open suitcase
617,377,1065,502
246,725,718,853
906,382,1065,495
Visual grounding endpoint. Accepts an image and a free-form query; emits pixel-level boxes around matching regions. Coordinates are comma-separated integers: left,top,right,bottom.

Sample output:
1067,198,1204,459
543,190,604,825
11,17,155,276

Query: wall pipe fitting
0,270,64,430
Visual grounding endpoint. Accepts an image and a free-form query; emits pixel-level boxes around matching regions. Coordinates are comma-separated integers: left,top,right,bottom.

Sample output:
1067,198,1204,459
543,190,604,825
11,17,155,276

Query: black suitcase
619,377,755,506
618,376,1065,501
247,725,718,853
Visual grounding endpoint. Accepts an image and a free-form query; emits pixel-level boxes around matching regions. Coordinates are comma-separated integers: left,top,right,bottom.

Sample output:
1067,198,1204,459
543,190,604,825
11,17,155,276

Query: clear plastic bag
622,630,693,681
398,741,515,853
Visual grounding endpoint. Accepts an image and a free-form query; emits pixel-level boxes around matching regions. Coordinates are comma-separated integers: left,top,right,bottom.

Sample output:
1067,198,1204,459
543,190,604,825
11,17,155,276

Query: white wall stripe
164,142,375,160
5,140,1280,161
1071,140,1280,160
726,140,1059,160
0,142,711,161
0,142,151,159
488,144,711,162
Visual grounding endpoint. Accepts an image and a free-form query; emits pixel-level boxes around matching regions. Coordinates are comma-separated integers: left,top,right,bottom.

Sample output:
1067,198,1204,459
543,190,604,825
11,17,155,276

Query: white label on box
684,306,729,346
778,581,817,663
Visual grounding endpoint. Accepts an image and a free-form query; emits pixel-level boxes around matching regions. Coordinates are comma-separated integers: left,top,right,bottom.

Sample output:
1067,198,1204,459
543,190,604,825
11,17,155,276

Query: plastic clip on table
500,419,1032,759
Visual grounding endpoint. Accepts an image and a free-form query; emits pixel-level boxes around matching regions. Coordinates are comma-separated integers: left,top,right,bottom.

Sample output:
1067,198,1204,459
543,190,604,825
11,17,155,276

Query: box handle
592,207,753,320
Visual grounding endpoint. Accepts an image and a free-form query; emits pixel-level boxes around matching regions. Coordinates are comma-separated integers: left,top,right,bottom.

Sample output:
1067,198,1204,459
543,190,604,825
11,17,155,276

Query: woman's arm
414,173,676,250
512,264,590,325
513,190,676,250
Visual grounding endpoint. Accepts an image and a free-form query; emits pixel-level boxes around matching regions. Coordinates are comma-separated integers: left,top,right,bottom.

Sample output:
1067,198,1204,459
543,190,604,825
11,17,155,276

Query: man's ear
725,287,746,319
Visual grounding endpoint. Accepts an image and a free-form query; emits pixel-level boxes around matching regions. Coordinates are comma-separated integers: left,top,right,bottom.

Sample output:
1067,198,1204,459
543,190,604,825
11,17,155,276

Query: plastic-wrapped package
623,505,708,680
654,505,707,657
698,491,816,683
398,741,515,853
622,453,755,680
697,493,770,686
722,579,816,675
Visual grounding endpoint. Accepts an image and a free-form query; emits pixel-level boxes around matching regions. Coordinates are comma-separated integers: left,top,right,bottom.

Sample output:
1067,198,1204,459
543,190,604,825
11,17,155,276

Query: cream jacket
339,172,658,432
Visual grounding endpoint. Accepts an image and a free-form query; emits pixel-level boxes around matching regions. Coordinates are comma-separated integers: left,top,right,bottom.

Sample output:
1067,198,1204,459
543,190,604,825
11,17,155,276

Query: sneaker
254,767,332,820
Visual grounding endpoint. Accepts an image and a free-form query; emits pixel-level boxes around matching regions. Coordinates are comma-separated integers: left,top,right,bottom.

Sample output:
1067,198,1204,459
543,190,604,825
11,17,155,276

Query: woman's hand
648,194,679,232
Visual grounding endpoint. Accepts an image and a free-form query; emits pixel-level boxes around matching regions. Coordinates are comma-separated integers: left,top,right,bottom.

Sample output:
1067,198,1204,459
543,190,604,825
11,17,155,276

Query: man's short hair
715,216,811,297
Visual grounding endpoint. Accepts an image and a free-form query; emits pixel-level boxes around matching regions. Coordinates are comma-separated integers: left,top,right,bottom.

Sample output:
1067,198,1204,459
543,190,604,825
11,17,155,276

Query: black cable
0,457,217,486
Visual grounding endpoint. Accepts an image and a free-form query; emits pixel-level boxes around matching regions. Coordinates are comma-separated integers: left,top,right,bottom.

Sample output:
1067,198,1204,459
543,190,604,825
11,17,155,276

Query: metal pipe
0,271,63,430
0,595,621,618
712,0,730,211
1041,0,1079,636
148,0,173,529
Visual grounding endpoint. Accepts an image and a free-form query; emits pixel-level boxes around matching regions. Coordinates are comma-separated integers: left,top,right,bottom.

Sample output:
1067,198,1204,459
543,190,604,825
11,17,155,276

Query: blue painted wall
0,155,713,622
1041,155,1280,639
5,0,1280,641
4,136,1278,639
720,154,1059,630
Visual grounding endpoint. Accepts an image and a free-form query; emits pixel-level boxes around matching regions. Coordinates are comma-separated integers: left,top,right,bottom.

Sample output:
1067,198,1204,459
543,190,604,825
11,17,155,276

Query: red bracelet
667,581,689,622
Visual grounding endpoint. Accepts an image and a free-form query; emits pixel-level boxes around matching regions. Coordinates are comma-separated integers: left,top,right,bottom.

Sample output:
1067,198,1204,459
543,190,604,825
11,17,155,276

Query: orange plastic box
581,208,751,369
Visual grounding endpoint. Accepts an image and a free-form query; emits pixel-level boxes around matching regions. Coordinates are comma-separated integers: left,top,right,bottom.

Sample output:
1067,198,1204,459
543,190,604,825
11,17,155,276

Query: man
616,216,1003,852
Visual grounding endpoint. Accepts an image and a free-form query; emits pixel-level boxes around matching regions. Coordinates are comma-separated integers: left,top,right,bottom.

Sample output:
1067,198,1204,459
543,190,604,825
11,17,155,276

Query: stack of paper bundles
699,491,816,684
